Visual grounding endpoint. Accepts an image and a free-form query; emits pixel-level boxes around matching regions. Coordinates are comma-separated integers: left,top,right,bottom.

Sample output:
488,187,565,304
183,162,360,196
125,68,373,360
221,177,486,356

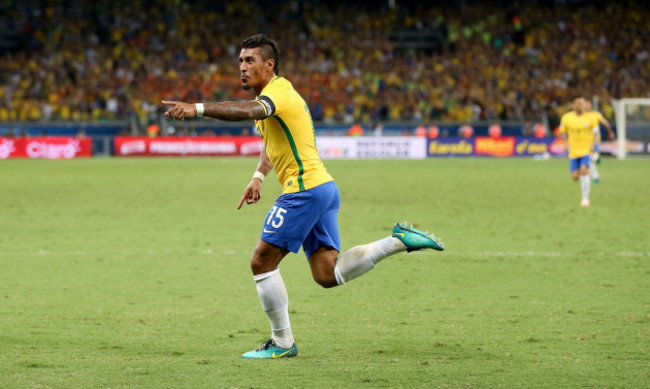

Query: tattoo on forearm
203,101,266,121
258,158,273,175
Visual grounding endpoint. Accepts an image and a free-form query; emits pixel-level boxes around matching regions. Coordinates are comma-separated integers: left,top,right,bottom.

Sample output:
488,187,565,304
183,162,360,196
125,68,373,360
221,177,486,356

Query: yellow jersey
583,111,604,143
559,111,599,159
254,76,333,193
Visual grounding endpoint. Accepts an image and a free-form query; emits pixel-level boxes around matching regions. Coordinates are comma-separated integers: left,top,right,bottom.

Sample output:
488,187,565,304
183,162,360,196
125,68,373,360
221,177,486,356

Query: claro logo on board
26,140,81,159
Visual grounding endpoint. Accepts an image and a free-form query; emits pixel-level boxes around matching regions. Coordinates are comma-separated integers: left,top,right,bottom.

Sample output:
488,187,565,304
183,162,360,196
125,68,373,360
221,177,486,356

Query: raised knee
309,249,339,288
312,271,338,289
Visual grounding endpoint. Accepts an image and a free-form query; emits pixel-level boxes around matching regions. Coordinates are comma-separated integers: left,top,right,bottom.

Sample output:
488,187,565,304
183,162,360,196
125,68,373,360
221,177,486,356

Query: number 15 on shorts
265,206,287,231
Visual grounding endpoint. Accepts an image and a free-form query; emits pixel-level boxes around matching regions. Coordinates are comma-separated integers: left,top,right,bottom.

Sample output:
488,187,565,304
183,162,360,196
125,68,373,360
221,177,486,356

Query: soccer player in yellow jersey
584,100,615,184
162,35,444,359
559,96,600,206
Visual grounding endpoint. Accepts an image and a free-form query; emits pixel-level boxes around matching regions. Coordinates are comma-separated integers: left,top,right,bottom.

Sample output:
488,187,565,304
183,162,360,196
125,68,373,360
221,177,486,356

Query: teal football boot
392,222,445,252
242,339,298,359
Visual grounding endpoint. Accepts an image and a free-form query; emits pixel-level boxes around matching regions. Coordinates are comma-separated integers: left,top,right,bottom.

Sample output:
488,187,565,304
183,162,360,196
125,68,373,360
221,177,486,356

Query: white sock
589,161,599,180
334,236,406,285
254,269,294,349
580,174,590,200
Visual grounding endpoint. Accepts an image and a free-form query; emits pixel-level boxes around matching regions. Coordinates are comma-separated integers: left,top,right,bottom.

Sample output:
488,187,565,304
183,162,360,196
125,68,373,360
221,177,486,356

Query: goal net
612,98,650,159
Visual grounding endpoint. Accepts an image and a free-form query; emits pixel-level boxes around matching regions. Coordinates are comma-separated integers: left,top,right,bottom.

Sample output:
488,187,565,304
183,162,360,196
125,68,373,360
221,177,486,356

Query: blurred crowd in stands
0,0,648,128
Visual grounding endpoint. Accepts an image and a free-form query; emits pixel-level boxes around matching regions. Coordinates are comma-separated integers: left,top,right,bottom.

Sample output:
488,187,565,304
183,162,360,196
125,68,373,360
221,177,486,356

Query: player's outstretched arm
237,147,273,210
162,100,267,121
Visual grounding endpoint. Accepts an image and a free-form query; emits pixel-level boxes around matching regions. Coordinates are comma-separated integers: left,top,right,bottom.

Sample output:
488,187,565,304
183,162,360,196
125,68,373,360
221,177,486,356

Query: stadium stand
0,0,648,129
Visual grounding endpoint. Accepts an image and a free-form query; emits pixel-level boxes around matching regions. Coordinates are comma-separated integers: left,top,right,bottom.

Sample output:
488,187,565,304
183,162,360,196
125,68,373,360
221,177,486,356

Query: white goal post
612,98,650,160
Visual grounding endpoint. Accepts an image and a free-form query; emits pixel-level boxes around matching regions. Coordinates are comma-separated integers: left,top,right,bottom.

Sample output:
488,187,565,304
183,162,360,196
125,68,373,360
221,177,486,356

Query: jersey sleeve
255,96,276,118
258,82,290,118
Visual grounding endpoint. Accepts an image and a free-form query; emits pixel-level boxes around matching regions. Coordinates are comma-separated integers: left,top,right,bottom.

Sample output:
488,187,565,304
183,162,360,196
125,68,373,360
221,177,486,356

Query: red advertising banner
113,136,264,157
0,137,92,159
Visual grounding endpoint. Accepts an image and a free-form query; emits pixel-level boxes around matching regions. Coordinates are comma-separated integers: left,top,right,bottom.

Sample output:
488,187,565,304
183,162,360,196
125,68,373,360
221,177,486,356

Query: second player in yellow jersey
559,96,599,207
559,109,599,159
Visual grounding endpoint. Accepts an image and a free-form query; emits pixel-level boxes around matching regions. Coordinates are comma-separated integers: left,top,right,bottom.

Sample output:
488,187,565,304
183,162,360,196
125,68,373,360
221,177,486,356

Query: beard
241,83,252,90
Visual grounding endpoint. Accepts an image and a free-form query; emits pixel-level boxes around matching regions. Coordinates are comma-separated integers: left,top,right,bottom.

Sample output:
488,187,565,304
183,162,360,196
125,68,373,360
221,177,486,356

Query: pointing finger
237,194,246,210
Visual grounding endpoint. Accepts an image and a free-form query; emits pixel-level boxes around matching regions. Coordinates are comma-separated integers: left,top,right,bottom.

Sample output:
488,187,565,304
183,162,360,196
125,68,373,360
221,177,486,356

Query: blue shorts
569,155,591,172
260,181,341,258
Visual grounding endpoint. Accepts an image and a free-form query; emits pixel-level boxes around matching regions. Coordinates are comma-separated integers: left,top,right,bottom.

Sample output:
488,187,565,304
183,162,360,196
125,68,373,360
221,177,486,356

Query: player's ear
266,59,275,73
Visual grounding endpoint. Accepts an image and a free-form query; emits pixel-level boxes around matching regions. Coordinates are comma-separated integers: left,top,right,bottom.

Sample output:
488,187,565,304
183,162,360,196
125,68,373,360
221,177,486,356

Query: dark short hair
241,34,280,74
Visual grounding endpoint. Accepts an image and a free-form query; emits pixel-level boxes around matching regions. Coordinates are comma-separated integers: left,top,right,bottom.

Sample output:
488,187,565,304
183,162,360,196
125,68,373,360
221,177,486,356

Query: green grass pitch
1,157,648,388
